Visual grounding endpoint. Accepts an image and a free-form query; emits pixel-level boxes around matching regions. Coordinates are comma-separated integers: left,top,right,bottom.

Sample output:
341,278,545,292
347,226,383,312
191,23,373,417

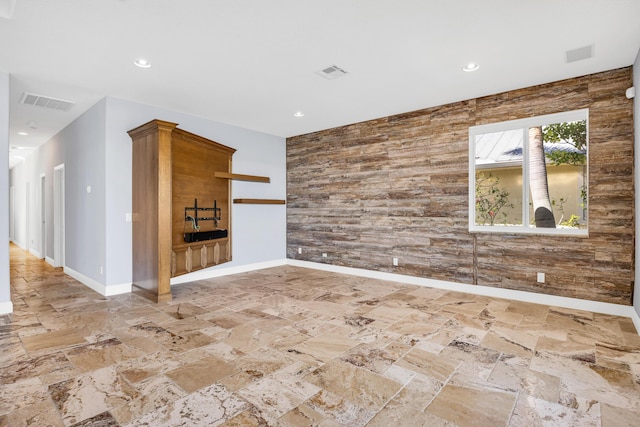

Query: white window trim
469,109,589,236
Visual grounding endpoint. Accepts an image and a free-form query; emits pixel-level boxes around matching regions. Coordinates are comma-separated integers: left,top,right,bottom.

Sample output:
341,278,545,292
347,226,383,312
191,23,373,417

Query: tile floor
2,244,640,426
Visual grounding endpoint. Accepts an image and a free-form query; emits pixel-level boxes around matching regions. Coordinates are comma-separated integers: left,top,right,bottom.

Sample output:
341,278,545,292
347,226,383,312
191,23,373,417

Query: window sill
469,226,588,237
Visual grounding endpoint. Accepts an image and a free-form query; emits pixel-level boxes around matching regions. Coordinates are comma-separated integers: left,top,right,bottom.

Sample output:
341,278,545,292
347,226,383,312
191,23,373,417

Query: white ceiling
2,0,640,167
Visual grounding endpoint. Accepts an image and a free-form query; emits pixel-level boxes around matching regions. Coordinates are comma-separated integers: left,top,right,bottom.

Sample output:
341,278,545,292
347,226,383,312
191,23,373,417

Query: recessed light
293,111,304,118
462,62,480,72
18,131,28,136
134,58,151,68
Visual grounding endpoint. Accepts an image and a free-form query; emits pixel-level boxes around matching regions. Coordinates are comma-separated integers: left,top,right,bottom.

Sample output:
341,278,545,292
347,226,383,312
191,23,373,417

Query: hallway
1,244,640,426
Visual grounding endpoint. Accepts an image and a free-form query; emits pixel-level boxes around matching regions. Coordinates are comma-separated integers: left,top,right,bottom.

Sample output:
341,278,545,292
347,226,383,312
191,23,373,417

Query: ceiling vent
20,92,75,112
315,65,349,80
565,45,593,63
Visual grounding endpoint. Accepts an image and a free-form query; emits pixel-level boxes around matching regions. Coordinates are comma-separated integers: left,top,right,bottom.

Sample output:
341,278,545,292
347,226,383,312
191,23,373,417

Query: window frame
468,109,589,236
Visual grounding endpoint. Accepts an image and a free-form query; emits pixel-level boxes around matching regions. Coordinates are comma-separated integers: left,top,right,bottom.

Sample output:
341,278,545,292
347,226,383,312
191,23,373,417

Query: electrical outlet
100,266,104,275
537,272,545,283
322,253,327,258
298,247,302,254
393,257,399,266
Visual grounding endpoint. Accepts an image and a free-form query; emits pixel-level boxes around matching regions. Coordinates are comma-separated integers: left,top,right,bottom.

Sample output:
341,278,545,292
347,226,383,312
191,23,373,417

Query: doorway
26,181,30,252
53,164,65,267
9,186,14,242
40,174,46,259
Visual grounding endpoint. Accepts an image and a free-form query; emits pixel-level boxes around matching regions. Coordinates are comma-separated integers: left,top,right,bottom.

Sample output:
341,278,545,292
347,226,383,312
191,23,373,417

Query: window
469,109,588,236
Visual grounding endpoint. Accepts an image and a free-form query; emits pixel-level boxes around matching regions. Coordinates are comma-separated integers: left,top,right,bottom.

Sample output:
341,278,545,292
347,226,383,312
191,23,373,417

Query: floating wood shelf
214,172,270,183
233,199,286,204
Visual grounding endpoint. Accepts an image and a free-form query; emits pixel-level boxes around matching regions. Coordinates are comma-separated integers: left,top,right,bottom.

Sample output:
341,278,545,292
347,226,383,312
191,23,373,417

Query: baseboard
52,257,640,334
0,300,13,315
170,259,289,285
63,266,131,297
287,259,638,322
104,282,133,296
45,256,55,267
631,309,640,334
10,240,25,250
64,266,105,295
29,248,41,259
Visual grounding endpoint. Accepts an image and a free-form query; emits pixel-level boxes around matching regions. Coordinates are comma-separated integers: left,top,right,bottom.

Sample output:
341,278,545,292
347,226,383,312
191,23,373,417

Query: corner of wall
634,48,640,321
0,71,11,309
0,301,13,315
64,265,131,296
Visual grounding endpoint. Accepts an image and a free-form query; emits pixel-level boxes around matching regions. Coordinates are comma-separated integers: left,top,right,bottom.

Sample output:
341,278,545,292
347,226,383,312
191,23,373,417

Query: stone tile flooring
2,245,640,426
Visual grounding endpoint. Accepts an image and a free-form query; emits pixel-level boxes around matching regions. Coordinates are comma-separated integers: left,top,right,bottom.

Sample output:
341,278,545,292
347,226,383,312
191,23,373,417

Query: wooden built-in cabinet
129,120,236,302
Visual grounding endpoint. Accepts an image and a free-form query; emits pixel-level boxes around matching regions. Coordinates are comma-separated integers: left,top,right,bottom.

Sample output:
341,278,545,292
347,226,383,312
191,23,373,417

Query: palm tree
528,126,555,228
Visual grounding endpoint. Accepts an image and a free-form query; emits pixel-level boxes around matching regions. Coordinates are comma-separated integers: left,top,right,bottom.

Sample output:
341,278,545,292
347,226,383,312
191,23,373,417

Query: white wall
64,100,107,283
12,156,31,254
9,100,102,278
0,71,11,314
7,96,287,299
634,49,640,320
38,133,65,259
9,162,25,248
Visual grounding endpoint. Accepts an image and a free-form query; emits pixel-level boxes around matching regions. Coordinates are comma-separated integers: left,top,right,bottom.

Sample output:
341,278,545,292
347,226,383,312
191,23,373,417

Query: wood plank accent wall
286,67,634,305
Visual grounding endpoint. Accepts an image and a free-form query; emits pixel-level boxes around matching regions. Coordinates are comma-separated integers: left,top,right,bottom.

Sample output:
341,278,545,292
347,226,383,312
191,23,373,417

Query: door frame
9,185,14,242
40,173,46,260
53,164,65,268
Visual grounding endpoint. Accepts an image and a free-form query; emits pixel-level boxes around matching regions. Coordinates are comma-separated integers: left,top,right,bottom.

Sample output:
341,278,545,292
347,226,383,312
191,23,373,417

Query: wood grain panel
171,130,234,248
214,172,270,182
287,67,634,305
171,239,229,277
129,120,177,303
130,120,236,302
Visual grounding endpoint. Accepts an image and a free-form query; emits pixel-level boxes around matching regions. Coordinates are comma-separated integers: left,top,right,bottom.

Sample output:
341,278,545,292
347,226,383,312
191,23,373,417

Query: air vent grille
20,92,75,111
565,45,593,63
315,65,348,80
